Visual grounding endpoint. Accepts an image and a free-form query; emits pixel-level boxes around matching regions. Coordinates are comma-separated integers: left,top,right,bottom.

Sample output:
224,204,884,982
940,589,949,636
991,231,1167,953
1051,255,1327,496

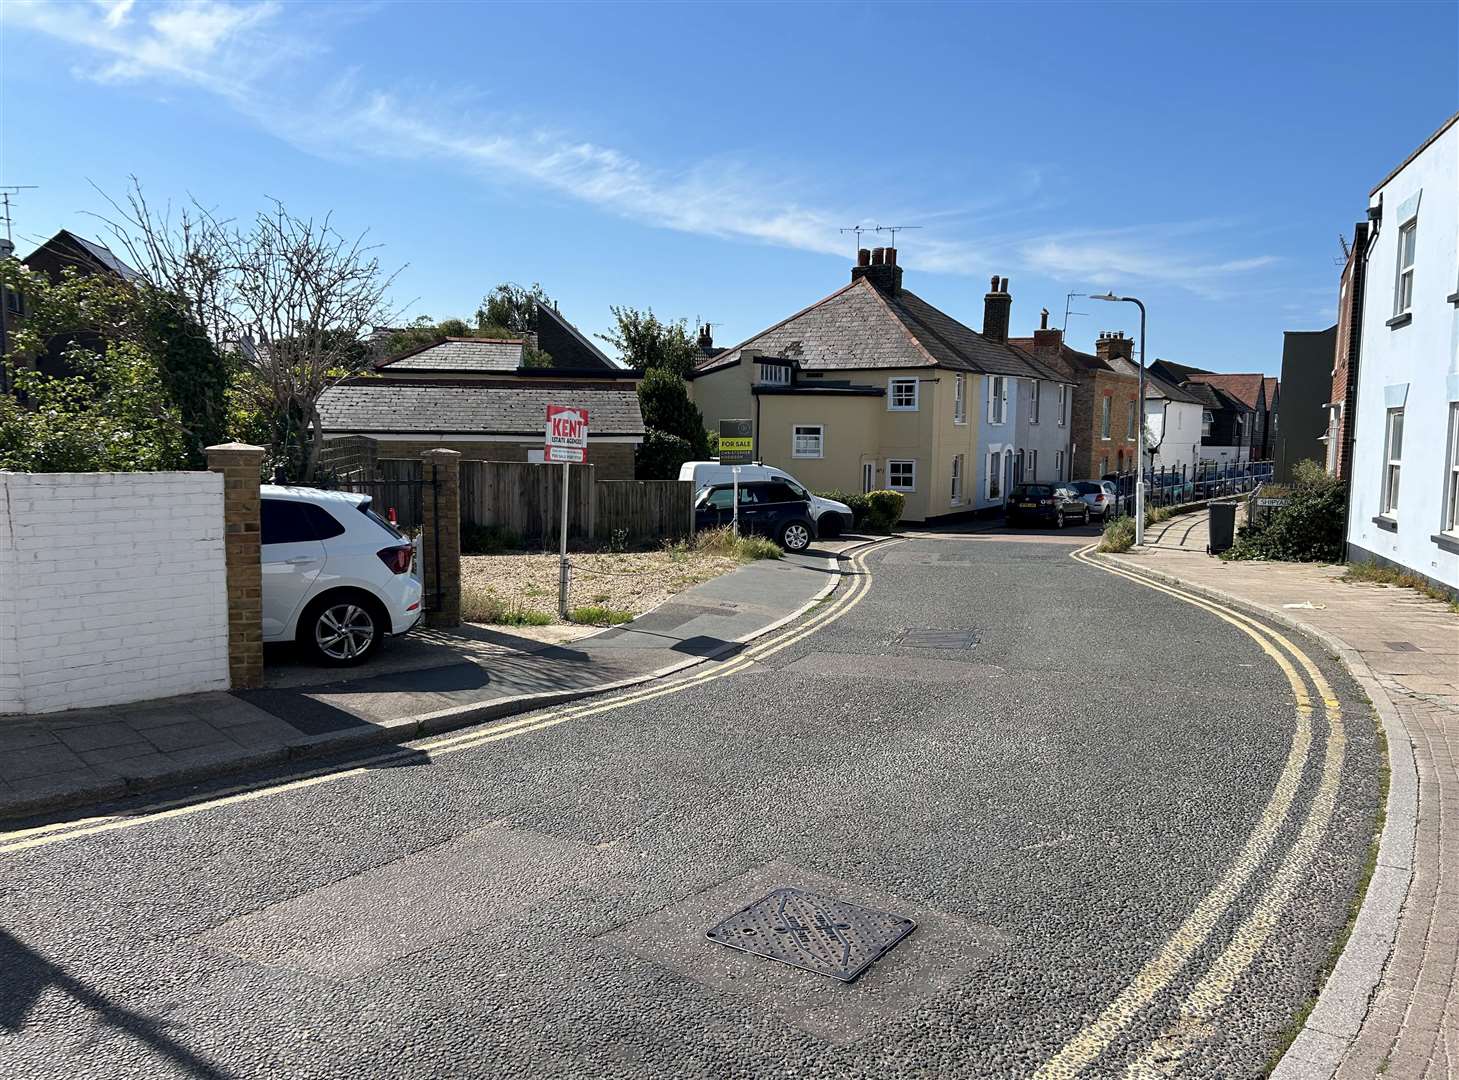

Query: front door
260,498,327,639
862,461,874,493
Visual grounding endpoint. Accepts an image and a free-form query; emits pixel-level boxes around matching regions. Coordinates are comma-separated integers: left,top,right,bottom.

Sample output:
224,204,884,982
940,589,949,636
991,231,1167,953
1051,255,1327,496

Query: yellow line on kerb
0,540,903,857
1032,545,1343,1079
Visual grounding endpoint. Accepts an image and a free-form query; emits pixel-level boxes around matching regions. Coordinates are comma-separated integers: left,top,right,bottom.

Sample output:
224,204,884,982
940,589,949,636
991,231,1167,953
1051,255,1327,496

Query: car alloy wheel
315,603,377,662
781,523,811,551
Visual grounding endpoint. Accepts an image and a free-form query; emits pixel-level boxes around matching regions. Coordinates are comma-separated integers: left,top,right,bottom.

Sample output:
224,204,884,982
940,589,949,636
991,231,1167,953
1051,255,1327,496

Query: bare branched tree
94,179,403,480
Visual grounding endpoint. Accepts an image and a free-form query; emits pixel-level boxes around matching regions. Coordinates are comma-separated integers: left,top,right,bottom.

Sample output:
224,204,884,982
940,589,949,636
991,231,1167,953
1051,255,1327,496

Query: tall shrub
1224,461,1347,562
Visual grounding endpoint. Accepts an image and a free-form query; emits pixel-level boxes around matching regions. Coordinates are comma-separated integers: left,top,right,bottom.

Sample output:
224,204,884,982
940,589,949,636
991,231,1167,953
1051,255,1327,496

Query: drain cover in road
705,887,915,982
897,628,978,649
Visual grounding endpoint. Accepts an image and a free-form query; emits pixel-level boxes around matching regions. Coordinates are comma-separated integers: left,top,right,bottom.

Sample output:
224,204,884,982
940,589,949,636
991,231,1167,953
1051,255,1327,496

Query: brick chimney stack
851,246,903,294
982,275,1011,343
697,323,713,351
1095,331,1135,362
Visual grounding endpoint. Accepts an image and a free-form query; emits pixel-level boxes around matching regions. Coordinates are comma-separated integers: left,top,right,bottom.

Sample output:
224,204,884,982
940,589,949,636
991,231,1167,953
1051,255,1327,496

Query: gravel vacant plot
462,549,741,625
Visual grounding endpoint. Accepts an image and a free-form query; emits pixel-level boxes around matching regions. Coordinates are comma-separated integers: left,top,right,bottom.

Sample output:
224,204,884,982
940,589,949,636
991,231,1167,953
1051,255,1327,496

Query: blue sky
3,1,1456,374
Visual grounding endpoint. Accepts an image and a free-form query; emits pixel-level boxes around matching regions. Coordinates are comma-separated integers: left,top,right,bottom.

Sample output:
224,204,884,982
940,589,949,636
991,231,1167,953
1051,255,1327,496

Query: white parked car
677,461,855,536
260,485,423,665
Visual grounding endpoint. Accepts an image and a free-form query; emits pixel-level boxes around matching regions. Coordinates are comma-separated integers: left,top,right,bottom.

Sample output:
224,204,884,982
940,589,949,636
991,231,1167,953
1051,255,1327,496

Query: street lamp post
1090,292,1147,546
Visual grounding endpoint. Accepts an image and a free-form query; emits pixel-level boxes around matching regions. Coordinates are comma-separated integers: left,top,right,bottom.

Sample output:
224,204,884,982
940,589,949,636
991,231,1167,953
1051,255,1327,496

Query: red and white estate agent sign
545,404,589,463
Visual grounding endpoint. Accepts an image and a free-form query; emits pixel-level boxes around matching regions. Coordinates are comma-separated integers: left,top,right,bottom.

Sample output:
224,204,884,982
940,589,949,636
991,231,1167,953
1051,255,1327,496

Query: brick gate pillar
206,442,265,688
420,448,462,628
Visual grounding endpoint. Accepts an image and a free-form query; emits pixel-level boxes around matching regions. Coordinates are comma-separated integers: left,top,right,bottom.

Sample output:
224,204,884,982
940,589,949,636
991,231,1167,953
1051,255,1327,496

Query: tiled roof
694,279,1069,383
1186,373,1266,410
318,380,645,436
1263,377,1280,406
376,337,525,372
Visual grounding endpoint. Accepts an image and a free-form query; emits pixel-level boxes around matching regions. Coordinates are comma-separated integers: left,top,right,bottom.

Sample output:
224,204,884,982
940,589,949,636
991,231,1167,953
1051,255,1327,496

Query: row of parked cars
1004,481,1120,528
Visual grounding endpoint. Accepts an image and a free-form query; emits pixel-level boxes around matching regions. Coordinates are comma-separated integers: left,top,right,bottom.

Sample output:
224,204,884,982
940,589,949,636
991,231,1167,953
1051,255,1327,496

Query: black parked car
1005,483,1092,528
694,480,817,551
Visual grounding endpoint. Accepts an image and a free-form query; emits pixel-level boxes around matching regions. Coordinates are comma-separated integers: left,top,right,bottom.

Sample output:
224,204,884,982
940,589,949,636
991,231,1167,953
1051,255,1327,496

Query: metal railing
1106,460,1274,518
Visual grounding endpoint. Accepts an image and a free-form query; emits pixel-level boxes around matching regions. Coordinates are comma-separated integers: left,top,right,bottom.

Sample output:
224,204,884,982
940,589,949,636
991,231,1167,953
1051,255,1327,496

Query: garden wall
0,471,230,714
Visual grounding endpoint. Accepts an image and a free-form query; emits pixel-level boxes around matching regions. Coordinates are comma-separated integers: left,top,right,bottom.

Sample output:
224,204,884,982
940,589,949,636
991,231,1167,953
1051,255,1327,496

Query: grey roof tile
380,338,525,371
318,381,645,436
695,279,1068,383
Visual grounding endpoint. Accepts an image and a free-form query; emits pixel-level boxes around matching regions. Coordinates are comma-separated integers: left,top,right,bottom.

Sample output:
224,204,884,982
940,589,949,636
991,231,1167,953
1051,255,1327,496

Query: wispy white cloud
7,0,1280,295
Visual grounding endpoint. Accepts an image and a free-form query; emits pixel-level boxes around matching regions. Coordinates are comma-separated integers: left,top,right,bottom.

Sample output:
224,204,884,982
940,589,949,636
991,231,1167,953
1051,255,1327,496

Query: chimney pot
990,274,1000,291
857,247,871,267
1040,307,1049,330
886,247,897,266
872,247,885,265
999,277,1009,293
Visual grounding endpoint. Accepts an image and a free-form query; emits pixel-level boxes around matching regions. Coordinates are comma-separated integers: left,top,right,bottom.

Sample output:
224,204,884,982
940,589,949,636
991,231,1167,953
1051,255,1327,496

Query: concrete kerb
1095,553,1417,1080
2,537,896,822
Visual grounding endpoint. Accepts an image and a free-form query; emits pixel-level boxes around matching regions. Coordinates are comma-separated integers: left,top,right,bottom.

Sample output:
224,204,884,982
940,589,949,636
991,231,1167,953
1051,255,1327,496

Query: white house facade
974,373,1075,510
1345,112,1459,591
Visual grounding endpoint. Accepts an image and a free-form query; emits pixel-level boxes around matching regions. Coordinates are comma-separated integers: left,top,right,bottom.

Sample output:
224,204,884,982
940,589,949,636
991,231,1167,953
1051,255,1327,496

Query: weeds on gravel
1098,515,1137,553
462,586,552,626
1343,560,1459,612
569,605,634,626
692,526,783,562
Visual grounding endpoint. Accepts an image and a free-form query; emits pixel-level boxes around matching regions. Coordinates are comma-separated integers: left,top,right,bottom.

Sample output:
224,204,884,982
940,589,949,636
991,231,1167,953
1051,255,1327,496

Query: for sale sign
545,404,589,463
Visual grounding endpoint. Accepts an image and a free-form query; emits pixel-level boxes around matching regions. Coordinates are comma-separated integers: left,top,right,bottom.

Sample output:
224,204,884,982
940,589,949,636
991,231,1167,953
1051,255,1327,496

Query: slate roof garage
318,380,645,437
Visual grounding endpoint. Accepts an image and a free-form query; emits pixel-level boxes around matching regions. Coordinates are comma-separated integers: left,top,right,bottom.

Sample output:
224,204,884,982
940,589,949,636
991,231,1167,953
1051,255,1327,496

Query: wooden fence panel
458,462,693,545
460,461,594,541
594,480,694,542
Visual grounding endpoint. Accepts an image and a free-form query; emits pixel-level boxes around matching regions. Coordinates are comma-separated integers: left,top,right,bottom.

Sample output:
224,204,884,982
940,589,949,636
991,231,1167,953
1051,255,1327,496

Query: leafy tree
478,282,551,335
141,292,230,466
1224,461,1347,563
0,261,193,472
635,366,709,479
598,306,699,377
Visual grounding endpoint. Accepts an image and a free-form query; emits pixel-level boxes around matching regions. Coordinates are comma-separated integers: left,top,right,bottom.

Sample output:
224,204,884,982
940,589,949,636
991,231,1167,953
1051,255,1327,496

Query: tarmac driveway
0,535,1379,1079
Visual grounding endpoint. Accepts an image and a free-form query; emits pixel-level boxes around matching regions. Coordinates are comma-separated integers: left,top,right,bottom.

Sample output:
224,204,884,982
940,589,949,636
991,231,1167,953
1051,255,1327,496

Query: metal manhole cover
705,887,915,982
897,628,979,650
1384,641,1420,652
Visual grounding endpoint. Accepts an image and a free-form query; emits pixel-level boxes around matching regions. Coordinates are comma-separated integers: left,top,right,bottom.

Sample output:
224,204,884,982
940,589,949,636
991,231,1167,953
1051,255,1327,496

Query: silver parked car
1071,480,1119,521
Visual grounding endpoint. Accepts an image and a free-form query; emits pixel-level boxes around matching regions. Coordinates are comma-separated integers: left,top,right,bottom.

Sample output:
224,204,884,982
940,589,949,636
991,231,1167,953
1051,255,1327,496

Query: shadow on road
0,929,234,1079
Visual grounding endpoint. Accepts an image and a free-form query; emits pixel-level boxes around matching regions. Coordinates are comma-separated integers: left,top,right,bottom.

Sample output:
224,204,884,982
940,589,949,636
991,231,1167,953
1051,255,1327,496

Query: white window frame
862,461,875,493
1381,407,1404,518
1057,384,1068,426
953,374,967,424
987,445,1003,500
1029,380,1041,424
887,458,917,492
1101,395,1112,440
756,363,791,387
888,377,920,411
791,423,824,459
1127,399,1137,440
1027,448,1037,481
950,454,963,505
1055,449,1065,480
1394,217,1417,317
989,375,1008,425
1202,409,1214,438
1443,404,1459,535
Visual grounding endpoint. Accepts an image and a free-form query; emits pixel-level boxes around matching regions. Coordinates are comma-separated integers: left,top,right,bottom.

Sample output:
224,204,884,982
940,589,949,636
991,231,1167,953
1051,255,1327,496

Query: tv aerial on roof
874,224,922,247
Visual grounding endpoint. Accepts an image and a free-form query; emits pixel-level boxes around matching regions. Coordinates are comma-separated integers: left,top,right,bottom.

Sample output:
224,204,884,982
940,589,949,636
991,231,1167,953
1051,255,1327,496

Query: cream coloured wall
755,369,982,522
688,360,755,442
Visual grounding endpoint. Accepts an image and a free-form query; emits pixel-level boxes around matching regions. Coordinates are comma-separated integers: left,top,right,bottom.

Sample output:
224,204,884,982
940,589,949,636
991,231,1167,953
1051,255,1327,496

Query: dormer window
756,363,791,386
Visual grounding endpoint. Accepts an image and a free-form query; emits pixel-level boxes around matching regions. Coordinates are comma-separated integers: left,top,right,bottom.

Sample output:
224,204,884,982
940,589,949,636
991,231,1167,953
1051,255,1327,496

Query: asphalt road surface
0,532,1380,1079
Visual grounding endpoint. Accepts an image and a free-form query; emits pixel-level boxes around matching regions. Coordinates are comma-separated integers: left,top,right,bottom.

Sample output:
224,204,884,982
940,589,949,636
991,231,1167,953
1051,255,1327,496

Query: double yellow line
1035,545,1346,1079
0,540,901,857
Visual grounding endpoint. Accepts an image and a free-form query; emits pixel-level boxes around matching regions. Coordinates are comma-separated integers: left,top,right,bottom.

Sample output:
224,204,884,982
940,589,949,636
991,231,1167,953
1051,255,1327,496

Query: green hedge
865,490,906,534
814,489,871,528
1224,461,1347,563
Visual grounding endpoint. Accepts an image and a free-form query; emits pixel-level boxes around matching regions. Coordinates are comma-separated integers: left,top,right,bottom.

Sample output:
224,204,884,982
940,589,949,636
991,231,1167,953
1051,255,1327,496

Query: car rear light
405,600,420,612
1095,494,1106,502
377,545,413,574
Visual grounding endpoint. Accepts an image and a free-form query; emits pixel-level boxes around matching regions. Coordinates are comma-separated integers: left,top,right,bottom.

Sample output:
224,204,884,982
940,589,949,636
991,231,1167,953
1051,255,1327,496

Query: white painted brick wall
0,471,230,714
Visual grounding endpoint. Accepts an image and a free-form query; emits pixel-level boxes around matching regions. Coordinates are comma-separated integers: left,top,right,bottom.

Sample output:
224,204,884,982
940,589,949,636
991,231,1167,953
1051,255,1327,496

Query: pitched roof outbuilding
376,337,526,372
318,380,645,436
